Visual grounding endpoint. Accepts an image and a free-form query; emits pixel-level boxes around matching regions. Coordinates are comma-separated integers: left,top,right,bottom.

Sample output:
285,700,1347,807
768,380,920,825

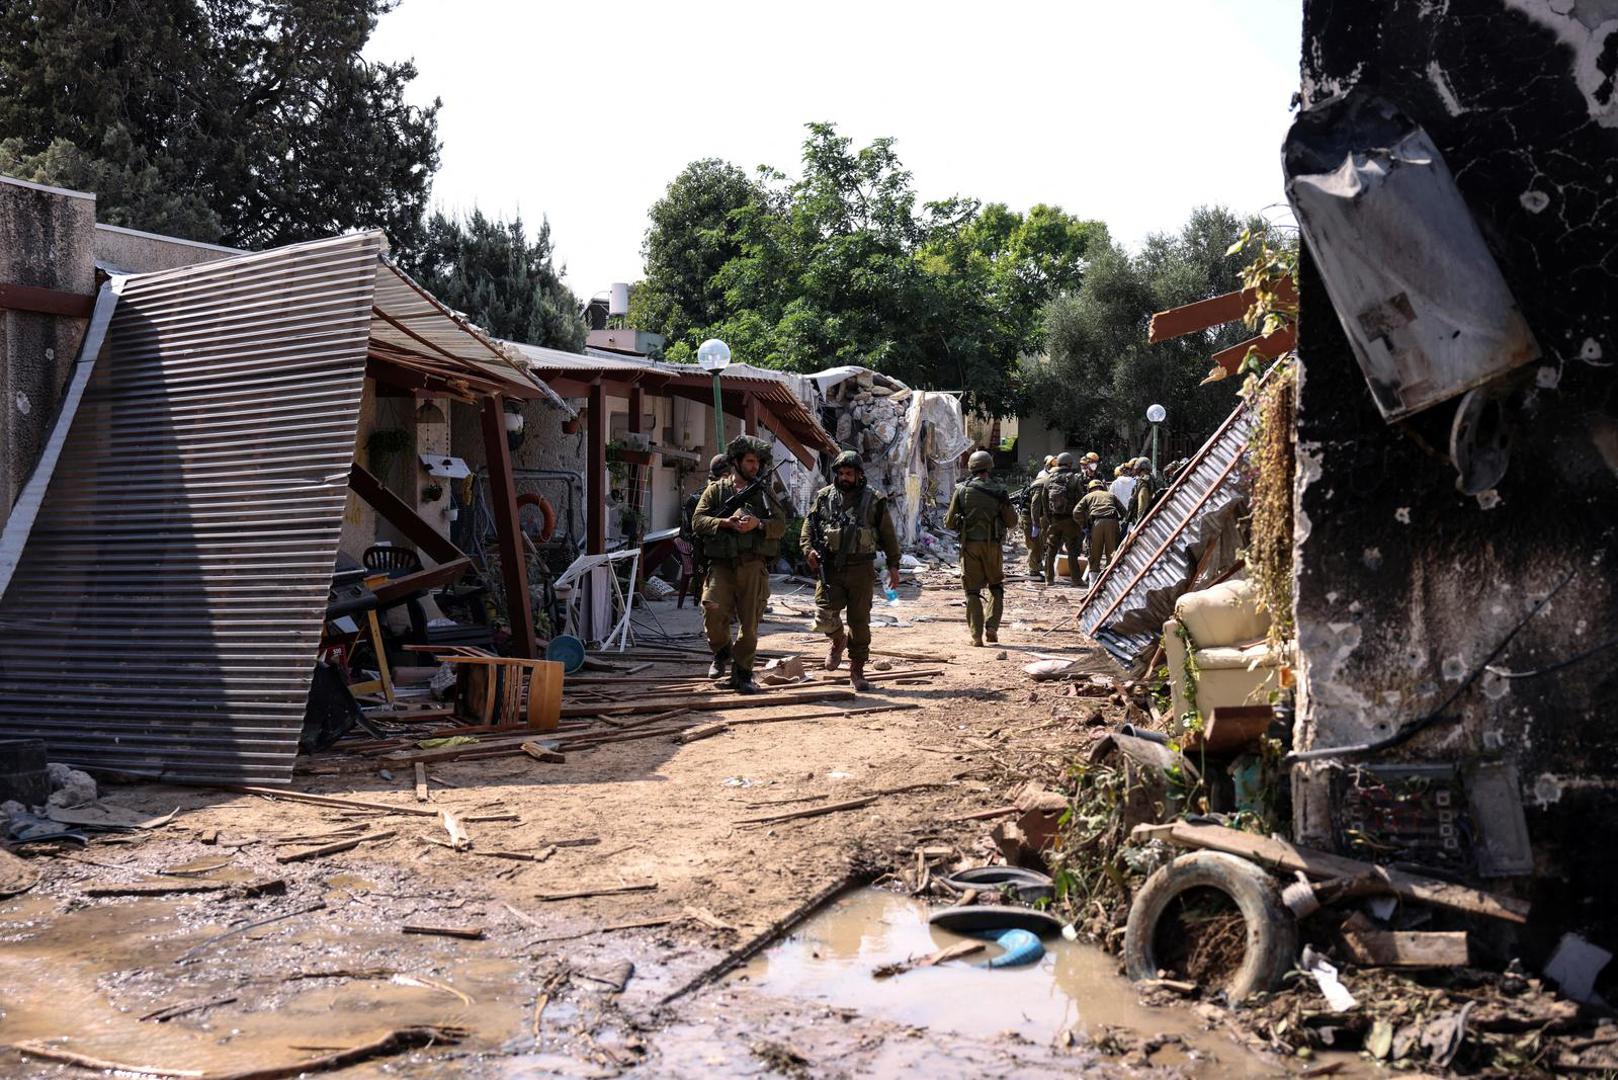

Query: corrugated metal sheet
1076,392,1258,669
0,233,384,784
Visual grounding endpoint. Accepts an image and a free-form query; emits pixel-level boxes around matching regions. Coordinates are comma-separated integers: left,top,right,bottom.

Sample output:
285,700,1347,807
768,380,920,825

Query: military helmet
1083,451,1101,463
1113,464,1127,478
967,449,994,473
1054,452,1074,468
727,434,772,466
1134,457,1152,471
1087,478,1106,490
1044,455,1057,468
708,454,731,479
831,449,864,473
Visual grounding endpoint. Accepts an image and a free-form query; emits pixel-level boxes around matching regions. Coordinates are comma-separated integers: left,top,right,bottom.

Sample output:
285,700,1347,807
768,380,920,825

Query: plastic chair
363,545,423,577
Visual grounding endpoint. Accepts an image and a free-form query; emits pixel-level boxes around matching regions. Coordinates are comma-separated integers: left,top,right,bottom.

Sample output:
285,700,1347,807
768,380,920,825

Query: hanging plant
421,481,445,503
367,427,411,465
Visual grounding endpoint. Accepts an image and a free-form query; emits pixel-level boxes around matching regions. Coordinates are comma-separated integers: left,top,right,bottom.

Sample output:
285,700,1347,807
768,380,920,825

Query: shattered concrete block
45,763,97,809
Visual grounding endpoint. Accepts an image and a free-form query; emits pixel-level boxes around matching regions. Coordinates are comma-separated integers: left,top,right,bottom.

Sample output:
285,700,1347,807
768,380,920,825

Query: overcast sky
367,0,1302,303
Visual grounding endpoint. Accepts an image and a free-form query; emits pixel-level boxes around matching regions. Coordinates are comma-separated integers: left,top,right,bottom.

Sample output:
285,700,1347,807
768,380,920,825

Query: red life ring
516,493,557,542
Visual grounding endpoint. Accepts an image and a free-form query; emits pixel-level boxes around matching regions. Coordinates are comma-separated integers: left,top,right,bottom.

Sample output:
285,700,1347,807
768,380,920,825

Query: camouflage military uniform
693,469,784,683
1074,485,1126,580
801,482,900,665
945,476,1020,644
1039,467,1085,585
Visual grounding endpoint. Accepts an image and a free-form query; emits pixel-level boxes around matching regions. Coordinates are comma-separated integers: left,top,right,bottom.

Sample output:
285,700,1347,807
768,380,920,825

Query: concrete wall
1293,0,1618,943
0,176,96,513
92,223,240,274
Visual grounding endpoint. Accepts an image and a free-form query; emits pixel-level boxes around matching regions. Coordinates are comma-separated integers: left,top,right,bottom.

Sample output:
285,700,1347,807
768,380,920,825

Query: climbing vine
1246,362,1297,644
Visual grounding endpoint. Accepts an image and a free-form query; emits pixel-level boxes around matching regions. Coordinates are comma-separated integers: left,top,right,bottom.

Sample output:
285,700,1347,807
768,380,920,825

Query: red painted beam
0,282,95,319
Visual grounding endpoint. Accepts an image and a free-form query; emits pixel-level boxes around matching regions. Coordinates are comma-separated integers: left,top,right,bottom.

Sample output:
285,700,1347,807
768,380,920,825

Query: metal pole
1151,423,1160,474
711,371,725,452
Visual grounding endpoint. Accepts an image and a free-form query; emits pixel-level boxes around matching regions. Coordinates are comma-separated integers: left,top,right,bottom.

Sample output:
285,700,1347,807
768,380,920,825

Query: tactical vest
1045,470,1079,517
956,478,1010,542
816,485,881,564
699,478,781,562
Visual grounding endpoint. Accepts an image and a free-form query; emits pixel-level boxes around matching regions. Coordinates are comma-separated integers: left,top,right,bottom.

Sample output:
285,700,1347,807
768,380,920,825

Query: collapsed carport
0,231,566,785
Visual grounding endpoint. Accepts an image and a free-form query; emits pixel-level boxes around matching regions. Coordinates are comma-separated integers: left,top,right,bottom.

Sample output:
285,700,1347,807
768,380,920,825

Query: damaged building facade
1287,0,1618,962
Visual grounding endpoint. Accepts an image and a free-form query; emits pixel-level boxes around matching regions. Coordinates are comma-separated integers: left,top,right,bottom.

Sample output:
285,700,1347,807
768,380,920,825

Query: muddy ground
0,564,1312,1078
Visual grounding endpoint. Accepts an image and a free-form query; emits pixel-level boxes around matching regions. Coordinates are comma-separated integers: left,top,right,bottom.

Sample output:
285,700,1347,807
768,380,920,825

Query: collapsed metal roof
1075,390,1258,668
0,231,540,785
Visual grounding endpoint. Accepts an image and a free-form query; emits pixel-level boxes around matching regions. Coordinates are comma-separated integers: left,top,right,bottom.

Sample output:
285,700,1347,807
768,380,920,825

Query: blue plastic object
884,587,900,606
544,634,587,674
978,928,1045,969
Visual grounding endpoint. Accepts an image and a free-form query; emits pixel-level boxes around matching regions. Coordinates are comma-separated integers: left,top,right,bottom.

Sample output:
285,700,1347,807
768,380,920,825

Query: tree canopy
403,210,587,352
634,124,1106,416
0,0,439,250
1025,206,1275,460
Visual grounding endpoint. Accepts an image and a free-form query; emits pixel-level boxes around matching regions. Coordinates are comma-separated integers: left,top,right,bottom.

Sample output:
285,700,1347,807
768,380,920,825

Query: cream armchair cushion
1162,578,1284,729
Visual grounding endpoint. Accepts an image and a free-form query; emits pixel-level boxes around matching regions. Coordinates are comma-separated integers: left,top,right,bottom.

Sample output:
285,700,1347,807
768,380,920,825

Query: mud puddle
0,891,525,1077
736,888,1346,1077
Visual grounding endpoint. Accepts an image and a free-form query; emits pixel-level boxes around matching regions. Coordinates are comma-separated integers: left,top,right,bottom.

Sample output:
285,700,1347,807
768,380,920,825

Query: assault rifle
805,502,833,588
712,459,785,521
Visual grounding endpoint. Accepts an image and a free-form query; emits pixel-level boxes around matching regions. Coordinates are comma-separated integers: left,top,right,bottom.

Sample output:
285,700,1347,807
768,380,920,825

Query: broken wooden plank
1338,930,1470,968
140,993,239,1023
949,804,1019,823
873,940,985,979
533,882,658,902
735,795,878,826
1138,821,1530,923
84,879,230,897
276,830,396,865
560,686,856,718
402,923,485,940
676,722,730,744
1147,276,1297,343
414,763,429,803
520,742,565,763
221,786,443,818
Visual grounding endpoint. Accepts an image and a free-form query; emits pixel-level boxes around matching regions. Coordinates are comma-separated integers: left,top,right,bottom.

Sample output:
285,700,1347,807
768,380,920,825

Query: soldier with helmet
1035,452,1085,586
676,455,732,608
1020,454,1055,582
692,435,785,694
1080,451,1102,483
802,450,901,691
1075,477,1127,584
945,450,1020,646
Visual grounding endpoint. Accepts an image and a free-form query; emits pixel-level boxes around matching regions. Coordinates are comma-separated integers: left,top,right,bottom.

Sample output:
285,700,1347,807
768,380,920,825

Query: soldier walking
692,435,784,694
1075,478,1126,585
1036,453,1085,586
1021,454,1054,582
946,450,1020,646
802,451,901,691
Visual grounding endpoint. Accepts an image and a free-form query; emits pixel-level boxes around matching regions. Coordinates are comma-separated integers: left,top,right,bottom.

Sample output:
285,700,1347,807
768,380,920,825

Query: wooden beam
481,395,538,658
1204,324,1298,382
587,380,607,555
349,464,464,565
1147,276,1297,343
0,282,96,319
1136,821,1530,923
756,410,816,468
1338,930,1470,968
627,385,645,526
744,392,761,436
370,557,472,607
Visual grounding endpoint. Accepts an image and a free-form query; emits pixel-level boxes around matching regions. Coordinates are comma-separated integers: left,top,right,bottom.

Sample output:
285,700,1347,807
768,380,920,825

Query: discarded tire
937,866,1055,905
928,905,1064,938
1123,850,1296,1002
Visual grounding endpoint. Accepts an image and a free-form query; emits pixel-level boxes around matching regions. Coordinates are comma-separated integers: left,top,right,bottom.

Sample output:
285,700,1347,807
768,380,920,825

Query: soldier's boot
824,628,846,671
984,628,999,645
965,590,985,646
729,665,761,695
848,659,871,693
707,644,731,681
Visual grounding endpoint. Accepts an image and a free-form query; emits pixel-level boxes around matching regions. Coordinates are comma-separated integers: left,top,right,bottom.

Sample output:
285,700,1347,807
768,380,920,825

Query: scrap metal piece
1284,91,1540,421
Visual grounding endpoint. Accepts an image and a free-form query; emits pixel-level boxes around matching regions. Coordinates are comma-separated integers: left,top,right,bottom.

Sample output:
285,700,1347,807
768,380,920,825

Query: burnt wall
1294,1,1618,945
0,176,95,513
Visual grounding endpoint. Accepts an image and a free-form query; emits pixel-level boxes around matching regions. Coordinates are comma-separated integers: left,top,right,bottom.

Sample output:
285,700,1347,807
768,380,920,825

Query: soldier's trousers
1043,520,1084,585
702,557,770,672
961,540,1006,640
1087,518,1121,579
1020,512,1044,576
812,559,876,662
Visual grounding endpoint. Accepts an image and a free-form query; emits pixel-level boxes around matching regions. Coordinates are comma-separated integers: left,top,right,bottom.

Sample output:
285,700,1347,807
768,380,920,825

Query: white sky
367,0,1302,302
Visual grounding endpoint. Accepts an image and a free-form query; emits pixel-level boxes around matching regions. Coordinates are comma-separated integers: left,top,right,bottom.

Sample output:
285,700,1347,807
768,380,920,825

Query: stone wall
0,176,96,513
1293,0,1618,945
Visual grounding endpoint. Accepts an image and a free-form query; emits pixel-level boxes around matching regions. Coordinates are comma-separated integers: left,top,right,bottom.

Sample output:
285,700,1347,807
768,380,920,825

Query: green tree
0,0,439,250
629,159,761,358
404,210,586,351
1028,206,1271,459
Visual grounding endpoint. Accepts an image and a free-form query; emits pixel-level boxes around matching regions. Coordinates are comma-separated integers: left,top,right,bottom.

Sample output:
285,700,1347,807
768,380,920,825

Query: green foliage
0,0,440,250
1029,207,1277,458
402,210,586,350
634,124,1104,415
629,159,762,358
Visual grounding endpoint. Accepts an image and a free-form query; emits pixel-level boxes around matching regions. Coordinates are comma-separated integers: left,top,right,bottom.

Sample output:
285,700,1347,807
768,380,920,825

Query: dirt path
0,566,1239,1078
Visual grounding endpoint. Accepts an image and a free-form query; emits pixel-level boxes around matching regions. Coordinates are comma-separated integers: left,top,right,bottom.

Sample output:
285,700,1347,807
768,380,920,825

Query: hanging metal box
1284,93,1539,421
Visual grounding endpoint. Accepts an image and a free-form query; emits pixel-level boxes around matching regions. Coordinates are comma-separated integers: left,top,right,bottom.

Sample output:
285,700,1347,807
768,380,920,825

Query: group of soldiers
684,436,1155,695
1020,451,1158,586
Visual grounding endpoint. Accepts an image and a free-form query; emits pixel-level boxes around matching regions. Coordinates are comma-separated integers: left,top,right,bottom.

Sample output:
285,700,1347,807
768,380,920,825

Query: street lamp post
1146,403,1166,475
697,338,731,453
